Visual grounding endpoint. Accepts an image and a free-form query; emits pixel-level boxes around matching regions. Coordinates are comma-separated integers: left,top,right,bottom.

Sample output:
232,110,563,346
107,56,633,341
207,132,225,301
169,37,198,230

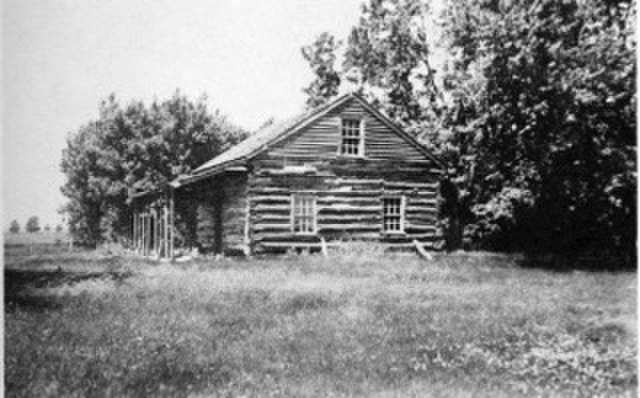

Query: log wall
178,172,248,255
221,173,248,254
245,96,443,253
246,158,441,253
267,100,428,161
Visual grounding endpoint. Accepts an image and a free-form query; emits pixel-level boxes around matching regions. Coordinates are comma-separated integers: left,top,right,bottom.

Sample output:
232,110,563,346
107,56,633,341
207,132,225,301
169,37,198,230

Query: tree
55,224,63,233
9,220,20,234
61,91,247,245
25,216,40,233
343,0,442,126
301,32,342,109
60,121,109,244
440,0,636,258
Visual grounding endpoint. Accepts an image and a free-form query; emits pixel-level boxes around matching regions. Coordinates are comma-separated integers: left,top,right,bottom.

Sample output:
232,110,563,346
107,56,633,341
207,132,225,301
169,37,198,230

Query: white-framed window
339,118,364,157
383,196,404,233
292,194,316,234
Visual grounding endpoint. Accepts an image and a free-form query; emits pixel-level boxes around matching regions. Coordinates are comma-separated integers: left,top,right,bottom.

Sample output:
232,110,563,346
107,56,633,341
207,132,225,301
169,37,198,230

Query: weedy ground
4,245,637,397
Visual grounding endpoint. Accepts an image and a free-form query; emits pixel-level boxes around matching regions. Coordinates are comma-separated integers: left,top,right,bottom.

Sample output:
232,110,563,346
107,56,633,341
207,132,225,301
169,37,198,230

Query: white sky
2,0,366,229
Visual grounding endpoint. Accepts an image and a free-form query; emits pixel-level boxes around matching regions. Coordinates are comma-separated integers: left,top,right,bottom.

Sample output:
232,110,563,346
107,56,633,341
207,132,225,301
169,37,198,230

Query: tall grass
5,250,637,397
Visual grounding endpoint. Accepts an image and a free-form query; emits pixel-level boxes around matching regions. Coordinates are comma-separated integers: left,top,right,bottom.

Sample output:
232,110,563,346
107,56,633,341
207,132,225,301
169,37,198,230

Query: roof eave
172,162,248,188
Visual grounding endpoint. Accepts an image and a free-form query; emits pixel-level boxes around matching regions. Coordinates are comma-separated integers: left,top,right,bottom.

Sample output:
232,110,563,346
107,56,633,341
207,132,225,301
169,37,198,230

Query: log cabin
130,93,444,258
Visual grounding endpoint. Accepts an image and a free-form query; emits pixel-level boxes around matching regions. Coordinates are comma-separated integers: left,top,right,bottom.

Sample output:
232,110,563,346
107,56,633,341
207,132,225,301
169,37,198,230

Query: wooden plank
252,214,291,222
252,223,291,232
318,204,380,211
250,195,292,203
264,98,434,162
318,224,381,232
317,215,381,223
254,204,291,213
257,240,438,250
405,225,438,232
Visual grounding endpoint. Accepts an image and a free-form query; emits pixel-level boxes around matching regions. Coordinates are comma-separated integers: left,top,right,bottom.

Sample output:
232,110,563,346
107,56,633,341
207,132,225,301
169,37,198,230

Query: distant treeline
8,217,63,234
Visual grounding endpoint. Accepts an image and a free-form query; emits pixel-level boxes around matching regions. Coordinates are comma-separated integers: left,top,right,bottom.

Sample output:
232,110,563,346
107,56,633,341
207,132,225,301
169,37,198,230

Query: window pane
341,119,362,156
293,195,316,233
383,197,403,232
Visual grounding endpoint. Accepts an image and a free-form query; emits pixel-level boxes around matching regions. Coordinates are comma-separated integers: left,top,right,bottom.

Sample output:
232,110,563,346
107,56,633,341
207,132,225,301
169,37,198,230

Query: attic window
339,118,364,157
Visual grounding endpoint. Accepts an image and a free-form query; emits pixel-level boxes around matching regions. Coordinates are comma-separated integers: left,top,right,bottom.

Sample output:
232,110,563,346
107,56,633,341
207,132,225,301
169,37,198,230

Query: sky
2,0,365,230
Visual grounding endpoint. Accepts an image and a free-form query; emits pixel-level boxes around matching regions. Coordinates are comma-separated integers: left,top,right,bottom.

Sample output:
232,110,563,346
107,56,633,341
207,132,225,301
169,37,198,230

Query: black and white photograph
2,0,637,396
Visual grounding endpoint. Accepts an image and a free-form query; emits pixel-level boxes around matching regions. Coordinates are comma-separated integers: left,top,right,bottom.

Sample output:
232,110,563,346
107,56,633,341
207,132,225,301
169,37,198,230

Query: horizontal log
405,225,438,232
385,181,439,189
408,198,439,206
255,170,334,178
406,206,438,214
405,217,438,225
318,224,381,232
379,233,438,243
248,187,294,194
250,195,291,203
317,195,381,203
404,232,437,239
318,205,382,213
318,232,381,241
317,215,381,223
252,223,291,232
253,233,320,242
252,214,291,222
406,208,438,215
330,178,384,185
256,240,438,250
253,204,291,212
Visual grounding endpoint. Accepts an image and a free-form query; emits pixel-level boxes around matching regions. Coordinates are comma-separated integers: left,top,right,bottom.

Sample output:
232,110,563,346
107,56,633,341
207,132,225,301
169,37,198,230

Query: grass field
4,245,637,397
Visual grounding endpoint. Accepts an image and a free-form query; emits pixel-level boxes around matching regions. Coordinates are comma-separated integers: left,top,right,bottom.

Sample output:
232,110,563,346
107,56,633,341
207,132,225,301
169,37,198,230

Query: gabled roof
174,92,443,187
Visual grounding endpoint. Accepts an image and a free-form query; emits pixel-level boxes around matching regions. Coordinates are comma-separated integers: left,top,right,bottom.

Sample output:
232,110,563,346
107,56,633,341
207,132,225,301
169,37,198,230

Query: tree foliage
9,220,20,234
301,32,342,109
302,0,636,262
343,0,441,125
441,0,636,257
25,216,40,234
61,92,247,245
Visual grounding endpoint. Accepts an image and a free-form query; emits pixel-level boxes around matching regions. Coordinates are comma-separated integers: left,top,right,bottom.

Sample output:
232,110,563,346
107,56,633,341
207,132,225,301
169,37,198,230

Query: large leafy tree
441,0,636,257
61,92,246,245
